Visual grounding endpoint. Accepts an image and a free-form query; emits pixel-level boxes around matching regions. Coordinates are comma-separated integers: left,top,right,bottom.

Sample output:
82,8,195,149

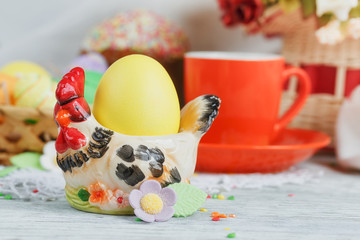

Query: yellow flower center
140,193,163,215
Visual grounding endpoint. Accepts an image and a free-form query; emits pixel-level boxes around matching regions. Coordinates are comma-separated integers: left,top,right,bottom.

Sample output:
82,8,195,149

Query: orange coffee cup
184,51,311,145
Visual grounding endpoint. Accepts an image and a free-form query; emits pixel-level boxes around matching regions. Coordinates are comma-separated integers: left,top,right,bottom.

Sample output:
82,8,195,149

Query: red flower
218,0,264,26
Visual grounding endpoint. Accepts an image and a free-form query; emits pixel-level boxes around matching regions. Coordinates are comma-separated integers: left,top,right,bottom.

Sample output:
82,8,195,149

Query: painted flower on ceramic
108,189,129,209
129,180,177,223
218,0,264,26
315,20,344,45
88,182,111,208
40,141,62,173
87,182,130,210
316,0,358,21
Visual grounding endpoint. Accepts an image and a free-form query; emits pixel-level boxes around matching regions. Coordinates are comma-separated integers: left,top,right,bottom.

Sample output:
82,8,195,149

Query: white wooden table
0,155,359,240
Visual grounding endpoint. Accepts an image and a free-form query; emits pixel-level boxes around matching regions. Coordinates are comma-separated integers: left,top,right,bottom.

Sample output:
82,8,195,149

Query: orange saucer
196,129,331,173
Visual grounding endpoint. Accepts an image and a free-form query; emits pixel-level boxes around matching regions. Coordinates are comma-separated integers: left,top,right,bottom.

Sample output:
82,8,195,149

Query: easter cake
54,54,220,222
0,61,58,165
82,10,189,106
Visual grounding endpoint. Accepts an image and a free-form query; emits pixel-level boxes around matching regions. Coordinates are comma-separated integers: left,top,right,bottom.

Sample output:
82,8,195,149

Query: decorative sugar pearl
211,212,220,217
227,233,236,238
4,194,12,200
217,194,225,200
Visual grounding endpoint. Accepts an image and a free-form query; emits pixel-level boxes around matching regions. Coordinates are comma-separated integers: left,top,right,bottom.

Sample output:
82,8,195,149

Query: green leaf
78,188,90,201
318,13,335,27
10,152,43,170
262,0,280,8
168,183,207,217
350,4,360,18
24,119,38,125
0,166,19,177
279,0,300,13
301,0,316,18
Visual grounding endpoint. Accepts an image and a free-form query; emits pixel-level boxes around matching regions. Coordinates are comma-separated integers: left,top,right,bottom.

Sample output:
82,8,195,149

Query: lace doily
0,167,65,200
0,165,323,200
191,166,324,194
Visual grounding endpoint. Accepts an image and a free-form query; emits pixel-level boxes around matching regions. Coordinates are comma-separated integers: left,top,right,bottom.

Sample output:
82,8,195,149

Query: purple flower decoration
129,180,177,223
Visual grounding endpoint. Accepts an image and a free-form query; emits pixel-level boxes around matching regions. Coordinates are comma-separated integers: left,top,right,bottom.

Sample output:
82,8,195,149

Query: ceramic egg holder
54,67,220,215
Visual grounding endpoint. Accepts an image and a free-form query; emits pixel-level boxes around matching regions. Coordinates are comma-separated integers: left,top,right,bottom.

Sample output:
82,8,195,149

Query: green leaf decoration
78,188,91,201
301,0,316,18
0,166,19,177
10,152,44,170
168,183,207,217
350,4,360,18
24,119,38,125
318,13,335,27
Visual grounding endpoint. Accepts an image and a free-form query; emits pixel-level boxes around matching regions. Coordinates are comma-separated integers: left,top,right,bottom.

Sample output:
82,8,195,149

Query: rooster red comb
54,67,90,153
54,67,91,123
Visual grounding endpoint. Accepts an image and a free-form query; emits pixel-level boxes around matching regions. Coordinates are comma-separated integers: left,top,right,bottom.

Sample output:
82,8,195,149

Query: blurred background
0,0,282,71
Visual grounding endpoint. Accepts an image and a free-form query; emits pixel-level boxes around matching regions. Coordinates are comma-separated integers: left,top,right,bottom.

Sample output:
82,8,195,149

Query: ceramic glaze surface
185,51,311,146
197,129,330,173
54,67,220,214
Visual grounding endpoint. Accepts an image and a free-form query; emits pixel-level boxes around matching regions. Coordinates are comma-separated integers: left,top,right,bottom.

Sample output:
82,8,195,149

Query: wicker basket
258,9,360,147
0,105,57,165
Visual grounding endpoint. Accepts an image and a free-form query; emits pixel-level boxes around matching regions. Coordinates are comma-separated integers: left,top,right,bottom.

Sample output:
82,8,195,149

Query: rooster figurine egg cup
54,67,220,215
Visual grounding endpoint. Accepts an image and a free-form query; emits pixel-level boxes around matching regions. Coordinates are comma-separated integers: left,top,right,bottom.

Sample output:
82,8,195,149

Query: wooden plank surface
0,156,359,240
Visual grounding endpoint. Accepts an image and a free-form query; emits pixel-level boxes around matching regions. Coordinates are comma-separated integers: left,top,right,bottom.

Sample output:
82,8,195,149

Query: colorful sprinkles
211,212,220,217
227,233,236,238
83,10,190,61
4,194,12,200
227,196,235,200
210,212,236,220
207,193,235,200
217,194,225,200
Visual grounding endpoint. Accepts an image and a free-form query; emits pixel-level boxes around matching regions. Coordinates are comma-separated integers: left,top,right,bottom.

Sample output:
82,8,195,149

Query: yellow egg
1,61,51,79
93,54,180,136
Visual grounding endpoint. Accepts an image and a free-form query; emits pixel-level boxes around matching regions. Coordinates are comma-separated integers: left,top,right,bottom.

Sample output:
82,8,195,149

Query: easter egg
0,73,18,105
84,71,103,104
93,54,180,136
14,73,56,109
1,61,50,79
65,52,108,74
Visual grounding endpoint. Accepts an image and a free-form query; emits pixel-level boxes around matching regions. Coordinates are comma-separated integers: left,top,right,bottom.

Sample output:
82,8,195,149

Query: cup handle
273,67,311,137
